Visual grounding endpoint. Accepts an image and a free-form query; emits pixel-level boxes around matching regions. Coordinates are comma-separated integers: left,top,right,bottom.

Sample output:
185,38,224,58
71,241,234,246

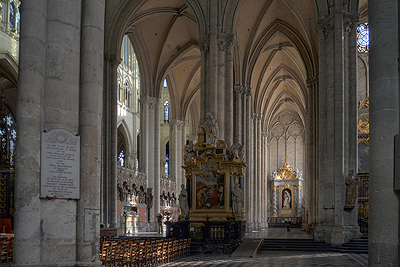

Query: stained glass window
0,111,16,168
357,23,369,53
165,142,169,178
164,101,169,122
118,150,125,166
16,8,19,34
9,4,14,29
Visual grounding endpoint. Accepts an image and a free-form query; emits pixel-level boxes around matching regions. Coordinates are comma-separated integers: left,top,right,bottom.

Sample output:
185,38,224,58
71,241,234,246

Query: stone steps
260,238,368,254
260,238,332,252
333,238,368,254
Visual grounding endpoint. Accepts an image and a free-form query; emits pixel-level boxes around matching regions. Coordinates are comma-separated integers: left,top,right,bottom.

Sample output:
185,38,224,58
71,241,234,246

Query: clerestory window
357,23,369,53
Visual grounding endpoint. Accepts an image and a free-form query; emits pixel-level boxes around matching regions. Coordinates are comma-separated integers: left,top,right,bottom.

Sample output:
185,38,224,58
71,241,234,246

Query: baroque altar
270,157,304,220
181,113,247,221
167,113,246,252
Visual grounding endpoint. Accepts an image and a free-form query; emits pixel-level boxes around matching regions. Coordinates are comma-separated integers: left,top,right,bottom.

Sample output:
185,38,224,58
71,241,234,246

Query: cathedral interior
0,0,398,266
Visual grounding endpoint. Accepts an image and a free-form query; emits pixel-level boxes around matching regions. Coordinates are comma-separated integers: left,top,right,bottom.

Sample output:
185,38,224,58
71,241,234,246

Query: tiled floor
161,228,367,266
162,251,368,266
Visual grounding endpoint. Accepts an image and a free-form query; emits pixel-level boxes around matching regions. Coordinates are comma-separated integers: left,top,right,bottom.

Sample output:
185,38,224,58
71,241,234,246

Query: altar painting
195,174,225,210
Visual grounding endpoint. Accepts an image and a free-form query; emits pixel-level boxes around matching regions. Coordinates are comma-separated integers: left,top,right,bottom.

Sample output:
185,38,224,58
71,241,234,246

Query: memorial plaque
41,129,80,199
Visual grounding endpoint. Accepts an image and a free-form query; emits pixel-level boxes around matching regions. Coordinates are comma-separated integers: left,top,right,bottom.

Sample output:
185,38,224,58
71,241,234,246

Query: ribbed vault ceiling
113,0,366,132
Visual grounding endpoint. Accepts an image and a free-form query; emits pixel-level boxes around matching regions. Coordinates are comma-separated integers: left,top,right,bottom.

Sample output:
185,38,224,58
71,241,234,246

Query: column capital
198,37,209,54
105,53,122,66
217,33,236,51
147,97,161,109
233,85,245,95
344,13,359,34
251,112,262,121
306,76,318,86
170,119,186,130
245,87,253,97
317,16,334,39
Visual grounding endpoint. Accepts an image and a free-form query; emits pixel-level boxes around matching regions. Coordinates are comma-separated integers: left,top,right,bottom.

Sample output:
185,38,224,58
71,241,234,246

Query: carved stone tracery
117,166,147,205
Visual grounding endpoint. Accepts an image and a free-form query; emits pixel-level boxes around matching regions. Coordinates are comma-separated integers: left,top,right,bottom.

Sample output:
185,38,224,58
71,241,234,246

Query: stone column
178,121,186,189
14,1,46,265
257,115,262,228
146,97,161,226
316,6,359,246
170,119,186,196
199,43,207,124
40,0,81,264
245,88,253,230
217,35,226,139
194,2,236,129
233,85,242,142
102,54,120,227
169,119,177,192
262,131,268,227
251,113,257,227
154,99,161,224
369,0,399,265
306,77,318,225
139,97,149,174
109,55,120,228
76,0,104,265
224,36,235,146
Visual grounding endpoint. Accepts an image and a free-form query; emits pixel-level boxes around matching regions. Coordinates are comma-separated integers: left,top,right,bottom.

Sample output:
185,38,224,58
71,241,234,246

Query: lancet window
357,23,369,53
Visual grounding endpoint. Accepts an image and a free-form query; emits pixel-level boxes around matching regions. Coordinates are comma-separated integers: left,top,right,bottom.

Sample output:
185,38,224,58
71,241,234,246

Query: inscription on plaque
41,129,80,199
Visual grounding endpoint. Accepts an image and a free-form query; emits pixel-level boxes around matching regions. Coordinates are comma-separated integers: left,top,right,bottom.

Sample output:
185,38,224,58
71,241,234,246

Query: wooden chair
137,240,146,267
177,239,184,258
159,240,168,265
128,241,139,267
152,240,159,266
173,239,180,261
118,241,132,267
166,240,174,263
184,238,191,257
8,237,13,262
100,241,110,264
104,241,117,267
144,240,153,266
0,239,11,264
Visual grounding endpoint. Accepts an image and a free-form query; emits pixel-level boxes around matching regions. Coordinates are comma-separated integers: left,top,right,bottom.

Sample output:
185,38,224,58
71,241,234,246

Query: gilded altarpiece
182,133,246,221
271,158,303,219
182,114,246,222
167,114,246,249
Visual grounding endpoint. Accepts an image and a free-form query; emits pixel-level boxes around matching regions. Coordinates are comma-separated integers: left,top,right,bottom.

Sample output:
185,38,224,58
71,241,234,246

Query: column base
314,224,361,247
246,222,255,232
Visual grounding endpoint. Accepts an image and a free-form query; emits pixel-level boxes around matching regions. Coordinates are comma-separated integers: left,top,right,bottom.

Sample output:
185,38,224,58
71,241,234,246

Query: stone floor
162,251,368,266
130,227,368,267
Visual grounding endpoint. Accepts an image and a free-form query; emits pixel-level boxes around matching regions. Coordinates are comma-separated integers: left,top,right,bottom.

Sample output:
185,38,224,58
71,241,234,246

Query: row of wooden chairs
100,238,190,266
0,237,13,263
